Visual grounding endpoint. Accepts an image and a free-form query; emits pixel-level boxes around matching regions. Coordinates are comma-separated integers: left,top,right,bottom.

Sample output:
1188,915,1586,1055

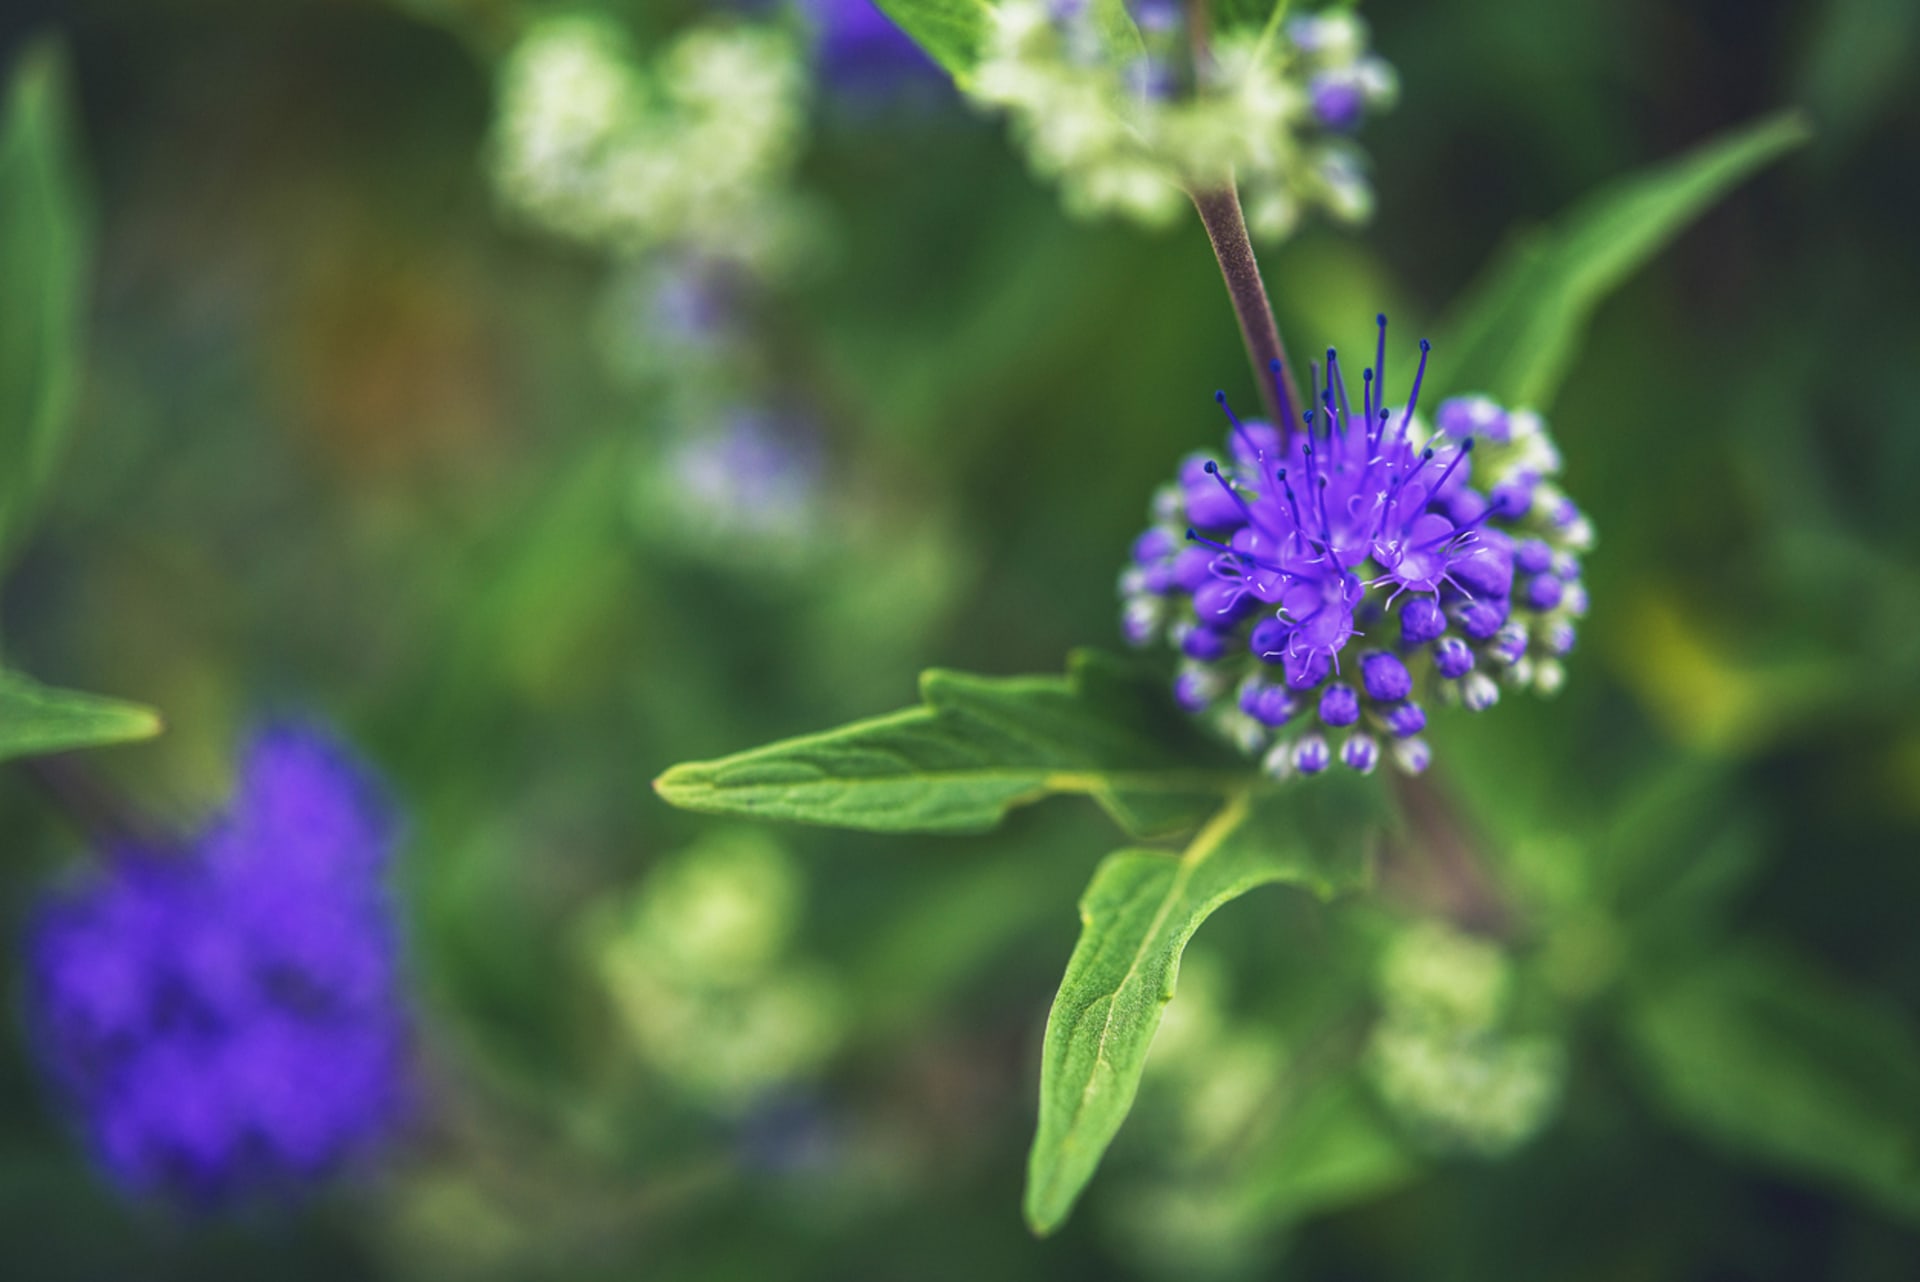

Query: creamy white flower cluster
1366,922,1565,1156
491,16,811,272
968,1,1396,239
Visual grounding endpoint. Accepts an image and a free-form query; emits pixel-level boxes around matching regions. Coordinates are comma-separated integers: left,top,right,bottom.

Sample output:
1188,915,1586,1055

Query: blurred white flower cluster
491,15,812,273
968,1,1395,239
1365,921,1565,1156
593,830,845,1112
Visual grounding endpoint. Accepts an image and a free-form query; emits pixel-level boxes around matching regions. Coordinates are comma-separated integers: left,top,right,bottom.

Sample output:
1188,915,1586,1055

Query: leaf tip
126,704,164,741
1021,1180,1068,1238
651,761,705,808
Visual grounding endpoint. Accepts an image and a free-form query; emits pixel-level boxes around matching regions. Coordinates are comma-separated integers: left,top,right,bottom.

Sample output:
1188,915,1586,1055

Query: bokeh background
1,0,1917,1277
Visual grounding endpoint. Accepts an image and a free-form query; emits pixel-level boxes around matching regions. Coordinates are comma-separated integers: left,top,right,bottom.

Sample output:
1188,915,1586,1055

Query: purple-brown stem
1189,184,1305,441
1386,772,1515,938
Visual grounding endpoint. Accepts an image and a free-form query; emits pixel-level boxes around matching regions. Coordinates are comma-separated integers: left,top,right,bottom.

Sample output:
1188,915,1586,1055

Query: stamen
1439,493,1509,545
1374,314,1387,418
1374,444,1434,533
1214,390,1266,467
1427,436,1475,497
1398,338,1431,437
1201,459,1270,532
1267,359,1301,440
1275,466,1311,536
1315,474,1338,554
1410,493,1509,550
1185,527,1289,575
1328,348,1353,435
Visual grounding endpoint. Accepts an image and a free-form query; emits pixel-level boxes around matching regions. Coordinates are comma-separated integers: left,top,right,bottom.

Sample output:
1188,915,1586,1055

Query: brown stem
1189,184,1304,442
1187,0,1213,67
1385,773,1514,938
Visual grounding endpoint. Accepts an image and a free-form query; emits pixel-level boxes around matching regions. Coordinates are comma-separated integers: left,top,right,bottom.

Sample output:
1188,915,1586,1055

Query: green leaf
1625,941,1920,1223
872,0,993,83
1024,779,1387,1235
1438,111,1809,410
0,668,162,764
655,649,1246,840
0,38,89,567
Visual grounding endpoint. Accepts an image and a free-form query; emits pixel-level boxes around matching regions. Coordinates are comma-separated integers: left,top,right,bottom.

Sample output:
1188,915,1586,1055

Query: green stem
1189,184,1304,441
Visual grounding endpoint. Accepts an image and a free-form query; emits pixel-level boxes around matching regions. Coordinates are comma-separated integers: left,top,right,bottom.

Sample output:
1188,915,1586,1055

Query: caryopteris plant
655,0,1809,1235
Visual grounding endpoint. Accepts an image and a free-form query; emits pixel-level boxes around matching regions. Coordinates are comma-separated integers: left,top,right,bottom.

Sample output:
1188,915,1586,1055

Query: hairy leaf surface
1024,778,1386,1234
656,650,1246,839
1439,112,1808,410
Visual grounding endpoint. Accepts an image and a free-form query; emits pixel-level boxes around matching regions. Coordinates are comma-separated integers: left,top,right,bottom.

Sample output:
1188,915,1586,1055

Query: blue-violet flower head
1119,316,1593,777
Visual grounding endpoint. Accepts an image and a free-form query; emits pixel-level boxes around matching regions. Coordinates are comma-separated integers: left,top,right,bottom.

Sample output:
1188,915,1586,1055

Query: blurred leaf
0,668,161,763
851,835,1074,1035
655,649,1245,838
1438,111,1808,409
1232,1069,1419,1226
1024,779,1385,1234
1625,942,1920,1224
0,37,88,567
874,0,992,82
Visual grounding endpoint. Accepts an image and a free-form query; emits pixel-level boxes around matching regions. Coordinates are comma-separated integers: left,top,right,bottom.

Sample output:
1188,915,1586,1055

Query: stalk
1189,183,1305,440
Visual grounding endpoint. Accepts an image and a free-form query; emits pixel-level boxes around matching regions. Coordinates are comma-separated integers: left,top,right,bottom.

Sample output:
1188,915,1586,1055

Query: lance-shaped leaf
1024,778,1387,1234
873,0,993,83
655,650,1247,839
0,38,89,567
1625,941,1920,1224
1438,111,1809,410
0,668,162,764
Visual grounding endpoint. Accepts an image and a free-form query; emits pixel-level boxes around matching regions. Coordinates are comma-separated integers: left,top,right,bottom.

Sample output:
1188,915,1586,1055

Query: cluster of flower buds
26,728,409,1202
491,15,811,273
1120,316,1593,777
969,0,1395,238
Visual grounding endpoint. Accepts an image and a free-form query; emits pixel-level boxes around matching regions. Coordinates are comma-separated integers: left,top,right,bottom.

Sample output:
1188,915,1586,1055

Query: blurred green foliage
0,1,1915,1279
0,37,158,755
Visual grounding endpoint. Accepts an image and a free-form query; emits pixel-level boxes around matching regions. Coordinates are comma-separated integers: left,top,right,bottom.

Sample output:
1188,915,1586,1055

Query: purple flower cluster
1120,317,1593,777
25,727,409,1203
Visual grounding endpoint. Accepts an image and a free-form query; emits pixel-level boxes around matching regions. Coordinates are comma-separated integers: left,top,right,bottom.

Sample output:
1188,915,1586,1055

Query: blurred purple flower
801,0,941,97
648,255,742,348
666,412,825,542
26,726,409,1204
1309,72,1367,132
